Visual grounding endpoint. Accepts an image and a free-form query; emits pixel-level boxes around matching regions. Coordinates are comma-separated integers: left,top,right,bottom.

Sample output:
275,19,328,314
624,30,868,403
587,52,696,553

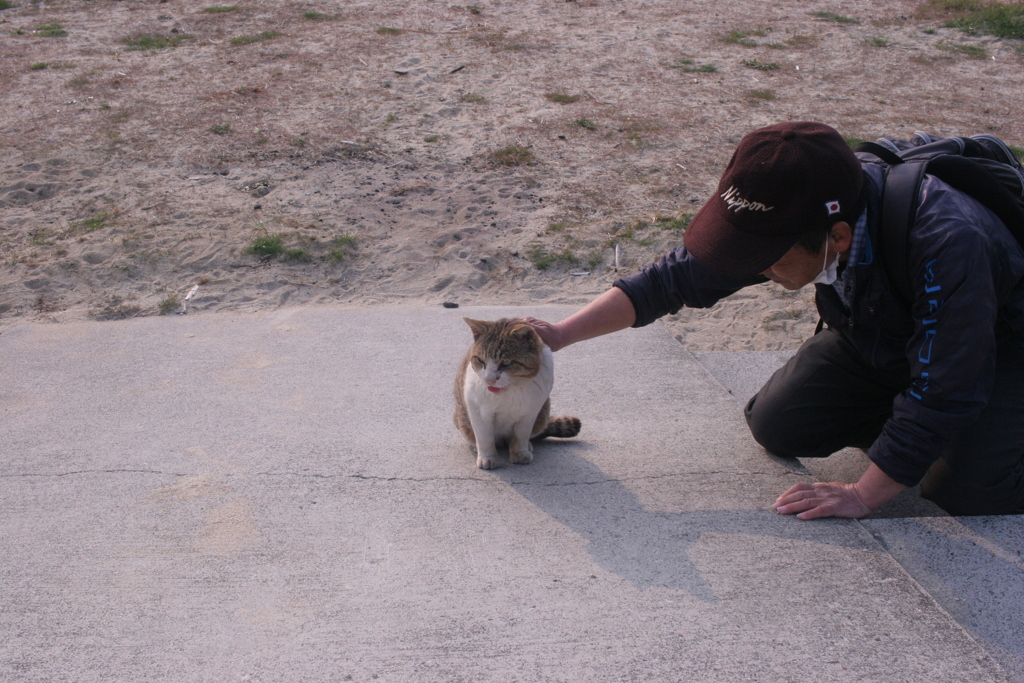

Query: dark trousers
744,328,1024,515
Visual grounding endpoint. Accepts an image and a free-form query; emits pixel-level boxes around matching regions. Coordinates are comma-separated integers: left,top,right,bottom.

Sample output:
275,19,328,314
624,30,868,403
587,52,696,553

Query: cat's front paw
476,454,501,470
509,447,533,465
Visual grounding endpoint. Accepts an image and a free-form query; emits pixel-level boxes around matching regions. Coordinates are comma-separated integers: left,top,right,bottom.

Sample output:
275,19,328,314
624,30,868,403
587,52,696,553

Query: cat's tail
533,416,581,440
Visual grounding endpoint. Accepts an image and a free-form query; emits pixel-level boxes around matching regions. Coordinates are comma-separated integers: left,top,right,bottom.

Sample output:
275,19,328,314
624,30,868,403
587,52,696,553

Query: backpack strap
876,160,929,306
854,140,922,305
854,141,904,166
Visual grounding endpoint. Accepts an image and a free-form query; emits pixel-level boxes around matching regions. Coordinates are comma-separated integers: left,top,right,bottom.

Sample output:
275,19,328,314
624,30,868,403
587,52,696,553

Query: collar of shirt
833,207,870,309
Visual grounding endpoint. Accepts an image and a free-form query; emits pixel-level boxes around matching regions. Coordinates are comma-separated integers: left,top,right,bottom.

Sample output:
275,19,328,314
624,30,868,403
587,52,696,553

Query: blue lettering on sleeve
909,372,930,401
919,330,937,364
923,259,942,293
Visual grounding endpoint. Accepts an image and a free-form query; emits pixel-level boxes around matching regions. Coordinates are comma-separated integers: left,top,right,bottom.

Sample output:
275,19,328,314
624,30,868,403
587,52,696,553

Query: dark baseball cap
683,121,864,277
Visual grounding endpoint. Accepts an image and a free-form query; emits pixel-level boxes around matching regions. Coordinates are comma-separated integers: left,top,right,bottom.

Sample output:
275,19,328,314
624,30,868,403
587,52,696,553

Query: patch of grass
944,2,1024,40
376,26,405,35
245,233,284,259
158,294,179,314
459,92,487,103
490,145,535,166
843,135,867,149
722,30,758,47
204,5,238,12
29,228,51,246
230,31,280,46
811,11,859,24
327,235,356,261
529,246,577,271
864,36,890,47
35,23,67,37
785,34,817,47
68,76,90,87
667,59,717,72
749,89,776,100
547,222,567,233
94,298,141,321
424,135,440,142
210,123,231,135
742,58,778,70
468,5,482,14
930,0,985,10
122,33,190,51
30,62,47,70
544,93,580,104
0,0,17,9
1009,145,1024,162
569,117,597,130
303,11,335,21
939,40,989,58
625,131,648,147
80,212,114,232
656,214,693,232
283,248,310,262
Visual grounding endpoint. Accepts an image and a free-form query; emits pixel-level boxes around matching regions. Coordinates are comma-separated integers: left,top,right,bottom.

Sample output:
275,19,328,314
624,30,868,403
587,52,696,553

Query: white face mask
810,241,839,285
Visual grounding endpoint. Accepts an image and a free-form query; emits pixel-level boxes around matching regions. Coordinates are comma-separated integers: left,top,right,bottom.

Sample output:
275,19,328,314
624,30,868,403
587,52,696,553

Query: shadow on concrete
497,442,869,603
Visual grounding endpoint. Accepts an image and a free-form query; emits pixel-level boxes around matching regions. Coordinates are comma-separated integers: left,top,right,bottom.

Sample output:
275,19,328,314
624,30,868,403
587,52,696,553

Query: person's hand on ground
773,481,873,520
523,317,565,352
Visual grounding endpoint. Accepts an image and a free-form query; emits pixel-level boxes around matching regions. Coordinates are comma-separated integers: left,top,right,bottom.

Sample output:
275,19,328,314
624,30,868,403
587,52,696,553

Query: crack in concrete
251,470,801,486
1,469,180,478
3,469,807,485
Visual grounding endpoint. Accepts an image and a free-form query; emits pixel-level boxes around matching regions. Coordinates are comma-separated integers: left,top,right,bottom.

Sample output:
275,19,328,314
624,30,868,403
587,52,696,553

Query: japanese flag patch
825,200,841,216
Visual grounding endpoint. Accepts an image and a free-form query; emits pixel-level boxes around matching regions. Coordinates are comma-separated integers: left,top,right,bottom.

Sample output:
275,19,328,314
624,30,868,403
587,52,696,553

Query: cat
454,317,581,469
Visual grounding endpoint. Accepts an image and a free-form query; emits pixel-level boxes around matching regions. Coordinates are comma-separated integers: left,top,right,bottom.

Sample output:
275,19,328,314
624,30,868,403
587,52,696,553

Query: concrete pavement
1,305,1021,682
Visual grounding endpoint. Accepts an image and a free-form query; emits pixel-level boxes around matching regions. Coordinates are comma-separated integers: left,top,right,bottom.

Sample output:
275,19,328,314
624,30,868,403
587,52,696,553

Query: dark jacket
615,162,1024,486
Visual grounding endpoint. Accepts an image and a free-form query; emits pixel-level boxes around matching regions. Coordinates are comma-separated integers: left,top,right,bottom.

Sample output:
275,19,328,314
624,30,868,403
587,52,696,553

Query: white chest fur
462,347,553,442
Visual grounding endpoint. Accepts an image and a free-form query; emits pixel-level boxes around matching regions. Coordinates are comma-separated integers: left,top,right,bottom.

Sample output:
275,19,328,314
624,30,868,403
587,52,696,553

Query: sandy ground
1,0,1021,350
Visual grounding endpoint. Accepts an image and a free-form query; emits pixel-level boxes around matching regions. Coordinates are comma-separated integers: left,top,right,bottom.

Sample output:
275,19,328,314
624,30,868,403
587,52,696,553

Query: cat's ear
510,323,539,342
464,318,490,340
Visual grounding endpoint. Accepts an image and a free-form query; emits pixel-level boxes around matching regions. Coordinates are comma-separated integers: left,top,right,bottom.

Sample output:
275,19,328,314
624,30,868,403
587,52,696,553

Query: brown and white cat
454,317,581,469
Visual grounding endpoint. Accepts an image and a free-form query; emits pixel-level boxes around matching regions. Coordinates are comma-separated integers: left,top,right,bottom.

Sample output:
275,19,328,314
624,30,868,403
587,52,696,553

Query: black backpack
854,134,1024,304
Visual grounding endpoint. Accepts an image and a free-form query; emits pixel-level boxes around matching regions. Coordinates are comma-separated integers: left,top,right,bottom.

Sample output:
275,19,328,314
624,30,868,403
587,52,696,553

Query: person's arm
528,246,762,351
772,462,906,520
525,287,636,352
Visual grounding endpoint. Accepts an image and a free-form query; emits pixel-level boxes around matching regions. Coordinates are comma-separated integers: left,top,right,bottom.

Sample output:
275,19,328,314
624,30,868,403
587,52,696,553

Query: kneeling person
528,121,1024,519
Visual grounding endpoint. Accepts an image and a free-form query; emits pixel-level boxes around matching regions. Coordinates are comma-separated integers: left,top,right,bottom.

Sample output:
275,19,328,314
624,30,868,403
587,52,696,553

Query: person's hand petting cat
521,316,566,352
524,288,638,353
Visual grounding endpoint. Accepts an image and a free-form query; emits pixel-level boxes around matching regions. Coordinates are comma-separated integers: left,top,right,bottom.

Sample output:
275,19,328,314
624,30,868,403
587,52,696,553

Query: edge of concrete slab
691,347,1024,683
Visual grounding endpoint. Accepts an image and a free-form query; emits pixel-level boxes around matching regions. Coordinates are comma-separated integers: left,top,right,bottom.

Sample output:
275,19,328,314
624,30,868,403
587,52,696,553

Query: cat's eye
472,356,484,366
